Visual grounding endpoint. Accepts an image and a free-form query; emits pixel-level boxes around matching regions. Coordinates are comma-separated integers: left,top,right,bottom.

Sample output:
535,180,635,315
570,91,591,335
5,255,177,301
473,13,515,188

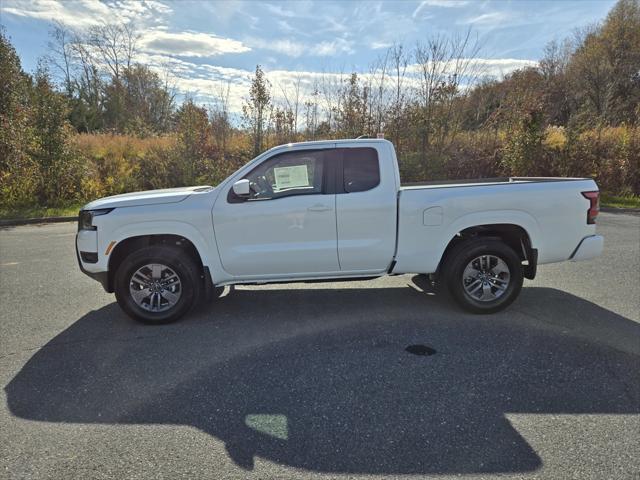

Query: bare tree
304,79,320,140
279,73,302,136
540,39,573,79
88,22,138,80
414,29,482,165
86,22,139,132
158,66,177,132
539,38,574,124
47,22,74,97
388,43,409,154
211,81,232,155
368,50,391,135
68,34,103,132
320,69,345,136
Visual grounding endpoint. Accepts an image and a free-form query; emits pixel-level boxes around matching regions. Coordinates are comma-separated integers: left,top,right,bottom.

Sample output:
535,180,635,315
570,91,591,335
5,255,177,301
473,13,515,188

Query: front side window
342,148,380,193
234,150,325,201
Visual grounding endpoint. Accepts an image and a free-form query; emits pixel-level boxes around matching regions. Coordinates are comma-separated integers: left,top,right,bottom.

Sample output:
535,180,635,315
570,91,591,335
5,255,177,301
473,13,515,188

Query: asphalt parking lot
1,211,639,480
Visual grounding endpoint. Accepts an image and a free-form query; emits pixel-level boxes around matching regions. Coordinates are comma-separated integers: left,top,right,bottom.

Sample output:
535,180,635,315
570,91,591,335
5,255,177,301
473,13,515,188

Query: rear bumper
570,235,604,262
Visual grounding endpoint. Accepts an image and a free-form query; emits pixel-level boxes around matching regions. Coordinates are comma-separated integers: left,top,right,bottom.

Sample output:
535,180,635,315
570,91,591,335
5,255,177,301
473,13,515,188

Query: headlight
78,208,113,231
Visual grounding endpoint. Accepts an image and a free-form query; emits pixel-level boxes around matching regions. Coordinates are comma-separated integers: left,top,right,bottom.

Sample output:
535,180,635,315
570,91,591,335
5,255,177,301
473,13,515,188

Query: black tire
114,245,201,324
444,238,524,314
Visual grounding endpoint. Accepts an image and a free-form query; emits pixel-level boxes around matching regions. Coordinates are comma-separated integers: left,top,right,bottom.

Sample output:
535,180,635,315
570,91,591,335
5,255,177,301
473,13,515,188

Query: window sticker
273,164,310,190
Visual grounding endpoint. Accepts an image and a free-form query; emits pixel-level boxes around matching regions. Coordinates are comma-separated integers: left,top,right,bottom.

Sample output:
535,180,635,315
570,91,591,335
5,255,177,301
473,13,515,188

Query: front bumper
75,236,110,292
570,235,604,262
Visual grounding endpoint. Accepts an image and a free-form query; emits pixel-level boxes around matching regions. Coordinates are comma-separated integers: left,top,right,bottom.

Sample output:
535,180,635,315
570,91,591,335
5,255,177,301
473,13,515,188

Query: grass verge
0,203,83,221
600,194,640,209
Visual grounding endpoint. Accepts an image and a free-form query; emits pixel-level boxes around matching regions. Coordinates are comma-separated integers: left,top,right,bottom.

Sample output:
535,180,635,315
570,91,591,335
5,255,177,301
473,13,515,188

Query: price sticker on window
273,165,310,190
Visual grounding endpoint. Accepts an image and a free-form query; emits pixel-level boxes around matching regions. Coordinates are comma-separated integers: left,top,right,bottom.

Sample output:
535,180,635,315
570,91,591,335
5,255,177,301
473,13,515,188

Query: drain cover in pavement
405,344,436,356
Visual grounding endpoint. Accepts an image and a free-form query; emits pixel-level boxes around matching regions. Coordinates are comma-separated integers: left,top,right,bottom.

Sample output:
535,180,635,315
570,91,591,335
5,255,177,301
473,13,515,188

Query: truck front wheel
445,238,524,314
114,245,201,324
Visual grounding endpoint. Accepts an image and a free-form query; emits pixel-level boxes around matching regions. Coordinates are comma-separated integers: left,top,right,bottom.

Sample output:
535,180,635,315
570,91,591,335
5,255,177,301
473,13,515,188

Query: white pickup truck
76,139,603,323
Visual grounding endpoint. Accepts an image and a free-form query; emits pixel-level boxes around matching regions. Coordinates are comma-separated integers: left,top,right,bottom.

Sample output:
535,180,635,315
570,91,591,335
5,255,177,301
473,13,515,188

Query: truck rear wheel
445,238,523,314
114,245,201,324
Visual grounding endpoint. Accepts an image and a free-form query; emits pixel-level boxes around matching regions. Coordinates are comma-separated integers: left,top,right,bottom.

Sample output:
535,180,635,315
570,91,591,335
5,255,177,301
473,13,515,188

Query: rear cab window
341,147,380,193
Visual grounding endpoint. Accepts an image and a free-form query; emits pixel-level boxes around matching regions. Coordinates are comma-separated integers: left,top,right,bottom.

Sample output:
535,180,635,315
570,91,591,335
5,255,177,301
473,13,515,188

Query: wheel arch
107,234,206,293
438,223,538,280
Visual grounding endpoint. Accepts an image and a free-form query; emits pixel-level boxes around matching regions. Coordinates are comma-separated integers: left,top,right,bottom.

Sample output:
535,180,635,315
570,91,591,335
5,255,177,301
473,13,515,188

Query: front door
213,148,339,277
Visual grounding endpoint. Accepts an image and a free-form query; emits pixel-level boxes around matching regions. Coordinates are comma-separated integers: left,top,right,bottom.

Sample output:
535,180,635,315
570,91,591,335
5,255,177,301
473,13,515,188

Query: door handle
307,204,332,212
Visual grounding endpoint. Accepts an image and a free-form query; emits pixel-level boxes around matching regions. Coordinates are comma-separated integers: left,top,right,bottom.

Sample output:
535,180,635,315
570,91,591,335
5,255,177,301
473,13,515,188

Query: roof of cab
264,137,392,153
293,138,391,146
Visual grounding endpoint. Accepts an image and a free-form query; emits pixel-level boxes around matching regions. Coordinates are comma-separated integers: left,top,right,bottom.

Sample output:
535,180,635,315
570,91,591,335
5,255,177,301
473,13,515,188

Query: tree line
0,0,638,212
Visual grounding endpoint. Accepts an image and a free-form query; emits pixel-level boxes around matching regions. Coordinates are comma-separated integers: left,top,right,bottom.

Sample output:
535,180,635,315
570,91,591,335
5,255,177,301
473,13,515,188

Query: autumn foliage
0,0,638,212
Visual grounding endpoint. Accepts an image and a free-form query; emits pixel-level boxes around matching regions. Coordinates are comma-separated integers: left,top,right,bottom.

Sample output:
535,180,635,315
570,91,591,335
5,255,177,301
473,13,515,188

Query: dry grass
71,133,177,157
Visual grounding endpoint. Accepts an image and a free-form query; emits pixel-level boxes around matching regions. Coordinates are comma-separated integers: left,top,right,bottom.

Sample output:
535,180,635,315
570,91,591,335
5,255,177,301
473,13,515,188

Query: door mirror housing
232,179,251,197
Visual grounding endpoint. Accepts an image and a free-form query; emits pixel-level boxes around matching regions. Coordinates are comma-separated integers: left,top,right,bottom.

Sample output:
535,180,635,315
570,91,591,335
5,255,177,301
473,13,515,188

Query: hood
82,186,212,210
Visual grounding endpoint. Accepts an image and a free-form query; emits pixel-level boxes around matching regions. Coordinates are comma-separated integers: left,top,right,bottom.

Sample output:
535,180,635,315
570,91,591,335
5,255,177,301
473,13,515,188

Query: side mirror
232,178,251,197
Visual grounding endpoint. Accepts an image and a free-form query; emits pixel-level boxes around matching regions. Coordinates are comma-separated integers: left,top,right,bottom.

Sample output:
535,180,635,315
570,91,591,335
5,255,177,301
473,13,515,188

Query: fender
443,209,541,251
393,209,541,274
103,220,219,273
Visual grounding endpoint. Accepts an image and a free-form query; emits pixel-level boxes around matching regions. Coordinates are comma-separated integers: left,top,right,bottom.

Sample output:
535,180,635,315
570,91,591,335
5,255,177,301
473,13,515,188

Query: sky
0,0,616,113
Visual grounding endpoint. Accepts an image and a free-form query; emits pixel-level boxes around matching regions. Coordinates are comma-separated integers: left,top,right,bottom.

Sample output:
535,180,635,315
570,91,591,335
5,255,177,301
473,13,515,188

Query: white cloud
262,2,297,18
312,39,354,56
462,12,511,26
406,57,537,78
131,52,250,111
472,58,538,76
254,38,306,57
3,1,250,59
139,30,250,57
276,19,297,34
2,0,110,28
1,0,172,28
128,0,172,15
413,0,469,19
371,41,393,50
246,37,354,58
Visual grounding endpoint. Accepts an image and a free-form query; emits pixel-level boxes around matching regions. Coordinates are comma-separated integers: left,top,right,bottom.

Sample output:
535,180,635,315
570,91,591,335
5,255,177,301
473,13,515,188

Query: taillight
582,191,599,224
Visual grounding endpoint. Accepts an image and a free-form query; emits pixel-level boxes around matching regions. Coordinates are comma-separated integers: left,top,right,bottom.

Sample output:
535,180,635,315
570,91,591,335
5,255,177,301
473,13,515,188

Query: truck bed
393,175,598,275
400,177,590,190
